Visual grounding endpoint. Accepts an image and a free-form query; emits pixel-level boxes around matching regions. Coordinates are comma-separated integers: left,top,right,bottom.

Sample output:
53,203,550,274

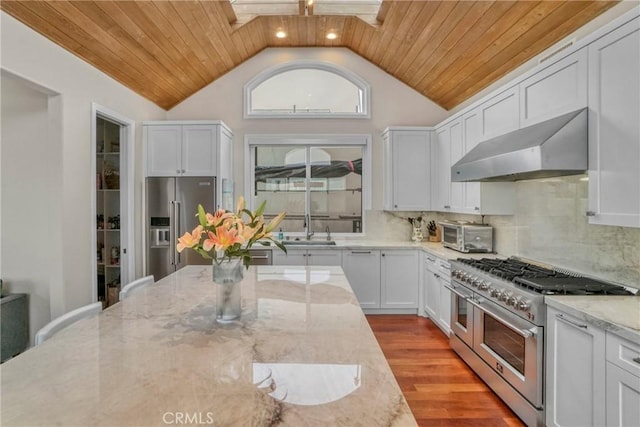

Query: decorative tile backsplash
375,174,639,288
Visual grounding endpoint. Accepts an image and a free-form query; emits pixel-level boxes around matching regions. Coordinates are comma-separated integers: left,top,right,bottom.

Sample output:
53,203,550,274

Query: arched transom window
244,61,370,118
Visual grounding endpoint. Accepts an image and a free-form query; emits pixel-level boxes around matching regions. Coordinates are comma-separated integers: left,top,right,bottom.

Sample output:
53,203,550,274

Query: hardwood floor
367,315,525,427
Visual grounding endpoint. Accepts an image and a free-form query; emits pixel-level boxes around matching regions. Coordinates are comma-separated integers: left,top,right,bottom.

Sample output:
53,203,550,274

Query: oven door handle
444,285,468,300
467,299,534,339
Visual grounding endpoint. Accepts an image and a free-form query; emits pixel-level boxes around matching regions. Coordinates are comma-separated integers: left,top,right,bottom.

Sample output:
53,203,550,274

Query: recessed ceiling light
326,32,337,40
276,31,287,39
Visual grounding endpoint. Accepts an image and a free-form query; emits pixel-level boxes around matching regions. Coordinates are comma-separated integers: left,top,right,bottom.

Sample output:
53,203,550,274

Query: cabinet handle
176,169,180,174
351,251,371,254
586,211,597,217
382,253,385,257
633,357,640,365
394,204,398,208
444,205,451,209
474,207,480,211
555,314,588,329
426,257,435,262
434,273,440,278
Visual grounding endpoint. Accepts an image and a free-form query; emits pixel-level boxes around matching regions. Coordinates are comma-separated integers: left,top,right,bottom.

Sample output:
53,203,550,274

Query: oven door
446,283,474,348
469,297,543,408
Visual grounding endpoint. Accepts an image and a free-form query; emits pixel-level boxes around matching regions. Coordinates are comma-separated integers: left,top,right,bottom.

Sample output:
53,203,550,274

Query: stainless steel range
446,257,634,427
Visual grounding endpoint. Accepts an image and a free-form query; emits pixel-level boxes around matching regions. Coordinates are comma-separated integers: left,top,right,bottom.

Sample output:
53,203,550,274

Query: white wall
0,12,166,337
1,73,55,342
167,47,449,210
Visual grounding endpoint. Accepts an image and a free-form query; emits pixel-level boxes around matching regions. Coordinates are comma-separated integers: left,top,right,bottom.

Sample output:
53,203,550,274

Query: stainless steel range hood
451,108,587,182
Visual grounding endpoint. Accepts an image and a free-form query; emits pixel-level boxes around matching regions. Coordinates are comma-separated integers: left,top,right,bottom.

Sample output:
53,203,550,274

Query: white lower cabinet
607,362,640,427
546,306,607,427
423,253,451,335
606,331,640,426
343,249,419,312
272,249,342,266
380,250,419,309
342,250,381,309
547,305,640,427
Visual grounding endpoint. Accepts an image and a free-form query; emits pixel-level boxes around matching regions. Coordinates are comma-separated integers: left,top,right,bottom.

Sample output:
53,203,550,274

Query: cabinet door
588,19,640,228
386,130,431,211
461,110,482,214
438,276,451,335
520,48,588,127
272,249,306,266
342,250,381,309
546,307,606,427
424,271,440,320
306,250,342,266
480,86,520,139
606,362,640,427
434,126,451,211
449,120,465,213
146,125,182,177
182,125,218,176
380,250,419,309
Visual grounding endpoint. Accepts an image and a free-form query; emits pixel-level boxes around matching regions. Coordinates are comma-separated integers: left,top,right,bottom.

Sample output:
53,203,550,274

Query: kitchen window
245,134,371,236
244,61,370,118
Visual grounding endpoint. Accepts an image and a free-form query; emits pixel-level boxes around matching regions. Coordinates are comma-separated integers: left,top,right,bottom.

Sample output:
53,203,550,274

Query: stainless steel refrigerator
146,177,216,280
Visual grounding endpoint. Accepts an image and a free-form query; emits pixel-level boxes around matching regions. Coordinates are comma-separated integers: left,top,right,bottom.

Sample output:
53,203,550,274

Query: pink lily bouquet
177,196,286,268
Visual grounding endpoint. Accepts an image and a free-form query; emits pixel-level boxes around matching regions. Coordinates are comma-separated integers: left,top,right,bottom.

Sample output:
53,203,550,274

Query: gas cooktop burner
456,257,633,296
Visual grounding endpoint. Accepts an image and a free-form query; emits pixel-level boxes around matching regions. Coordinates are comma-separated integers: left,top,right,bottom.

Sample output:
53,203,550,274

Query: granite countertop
545,295,640,343
0,266,416,427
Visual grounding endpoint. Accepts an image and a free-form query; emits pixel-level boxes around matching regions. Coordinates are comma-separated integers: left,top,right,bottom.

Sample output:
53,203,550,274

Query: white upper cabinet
433,122,455,211
520,48,588,127
587,18,640,228
479,86,520,139
383,128,431,211
145,122,232,179
181,126,218,177
145,125,182,177
448,121,465,213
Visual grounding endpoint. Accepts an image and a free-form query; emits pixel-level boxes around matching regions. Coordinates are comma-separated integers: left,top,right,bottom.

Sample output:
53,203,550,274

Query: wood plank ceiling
0,1,618,110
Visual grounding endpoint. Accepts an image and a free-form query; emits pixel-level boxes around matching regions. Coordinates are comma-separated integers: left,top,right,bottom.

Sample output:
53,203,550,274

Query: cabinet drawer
607,332,640,378
424,253,439,273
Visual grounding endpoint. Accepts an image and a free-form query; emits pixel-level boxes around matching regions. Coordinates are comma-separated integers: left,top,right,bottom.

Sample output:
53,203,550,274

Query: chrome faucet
325,225,331,241
304,214,314,240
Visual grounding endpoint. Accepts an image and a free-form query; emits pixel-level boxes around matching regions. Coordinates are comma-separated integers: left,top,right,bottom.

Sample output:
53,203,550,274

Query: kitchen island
0,265,416,426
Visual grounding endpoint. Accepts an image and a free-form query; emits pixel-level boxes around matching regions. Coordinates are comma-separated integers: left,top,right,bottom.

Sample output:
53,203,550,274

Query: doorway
91,104,134,307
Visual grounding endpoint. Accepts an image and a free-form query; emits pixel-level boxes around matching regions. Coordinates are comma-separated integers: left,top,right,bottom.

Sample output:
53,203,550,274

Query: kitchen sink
282,240,336,246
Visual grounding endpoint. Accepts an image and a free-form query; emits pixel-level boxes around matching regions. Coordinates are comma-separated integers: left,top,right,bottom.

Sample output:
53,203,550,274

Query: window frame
243,60,371,119
244,134,372,237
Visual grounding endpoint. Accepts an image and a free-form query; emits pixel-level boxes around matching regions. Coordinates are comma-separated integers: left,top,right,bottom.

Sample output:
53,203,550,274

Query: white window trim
243,60,371,119
244,134,372,234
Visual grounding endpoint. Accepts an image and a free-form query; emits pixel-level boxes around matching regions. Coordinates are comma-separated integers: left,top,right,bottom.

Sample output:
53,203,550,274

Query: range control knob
490,288,501,298
507,296,520,306
470,277,480,287
498,292,510,302
478,281,489,291
517,300,530,311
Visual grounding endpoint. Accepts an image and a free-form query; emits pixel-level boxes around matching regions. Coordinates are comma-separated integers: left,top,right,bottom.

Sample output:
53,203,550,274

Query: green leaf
273,240,287,254
197,204,207,227
254,200,267,218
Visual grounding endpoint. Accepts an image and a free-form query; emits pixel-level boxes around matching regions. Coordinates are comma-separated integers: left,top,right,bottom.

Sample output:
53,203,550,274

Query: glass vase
213,258,244,323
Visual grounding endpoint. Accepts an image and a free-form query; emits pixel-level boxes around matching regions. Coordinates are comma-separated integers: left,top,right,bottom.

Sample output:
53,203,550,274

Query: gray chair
34,302,103,346
119,275,154,300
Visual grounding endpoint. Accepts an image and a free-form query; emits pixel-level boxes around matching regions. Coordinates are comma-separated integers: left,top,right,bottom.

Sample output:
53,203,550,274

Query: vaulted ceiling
1,1,618,110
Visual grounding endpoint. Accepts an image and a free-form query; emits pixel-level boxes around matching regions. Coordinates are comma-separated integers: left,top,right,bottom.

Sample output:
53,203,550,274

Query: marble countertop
0,266,416,426
545,295,640,343
270,238,498,261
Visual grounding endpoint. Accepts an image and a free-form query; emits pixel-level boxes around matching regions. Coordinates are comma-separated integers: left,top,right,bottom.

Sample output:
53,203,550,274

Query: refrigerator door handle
174,201,181,265
169,201,176,265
